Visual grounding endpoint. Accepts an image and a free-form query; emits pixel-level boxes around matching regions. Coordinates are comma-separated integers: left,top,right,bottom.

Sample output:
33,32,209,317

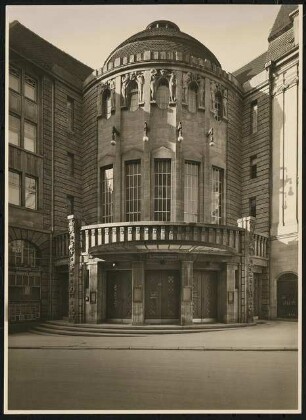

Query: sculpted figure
169,72,176,102
150,69,158,101
109,79,116,109
222,89,228,119
136,73,145,103
121,73,130,106
198,77,205,108
182,72,191,103
210,81,216,110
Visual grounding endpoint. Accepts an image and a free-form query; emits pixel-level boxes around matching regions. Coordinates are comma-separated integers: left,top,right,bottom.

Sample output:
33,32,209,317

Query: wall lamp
111,126,120,146
207,128,214,146
177,121,183,142
143,121,149,142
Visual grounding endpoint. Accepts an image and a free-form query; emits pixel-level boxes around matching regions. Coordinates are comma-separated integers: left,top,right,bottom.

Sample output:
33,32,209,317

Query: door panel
193,271,218,320
277,276,298,319
145,271,180,320
107,271,132,319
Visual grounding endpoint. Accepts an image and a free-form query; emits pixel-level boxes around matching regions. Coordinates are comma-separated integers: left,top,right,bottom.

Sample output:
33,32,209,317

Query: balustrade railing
253,233,268,258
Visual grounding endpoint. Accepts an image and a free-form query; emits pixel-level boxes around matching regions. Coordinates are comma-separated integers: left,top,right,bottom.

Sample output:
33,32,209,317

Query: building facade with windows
8,6,300,326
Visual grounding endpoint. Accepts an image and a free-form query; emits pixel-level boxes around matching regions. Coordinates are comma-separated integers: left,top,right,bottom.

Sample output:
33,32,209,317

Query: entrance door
106,271,132,320
145,271,180,321
193,271,218,321
277,274,298,319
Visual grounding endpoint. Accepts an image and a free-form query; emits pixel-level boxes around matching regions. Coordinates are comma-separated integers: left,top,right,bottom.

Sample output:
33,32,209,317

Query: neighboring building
8,6,300,326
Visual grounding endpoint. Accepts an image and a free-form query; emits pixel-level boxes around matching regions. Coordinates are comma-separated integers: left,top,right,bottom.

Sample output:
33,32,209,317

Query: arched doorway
277,273,298,319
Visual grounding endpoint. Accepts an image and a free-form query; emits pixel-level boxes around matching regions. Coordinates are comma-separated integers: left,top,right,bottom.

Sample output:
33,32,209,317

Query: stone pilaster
85,258,104,323
237,216,256,323
180,260,193,325
68,215,83,323
132,261,145,325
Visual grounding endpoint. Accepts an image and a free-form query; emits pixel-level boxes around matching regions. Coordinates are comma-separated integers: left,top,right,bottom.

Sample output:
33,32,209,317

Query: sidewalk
8,321,298,351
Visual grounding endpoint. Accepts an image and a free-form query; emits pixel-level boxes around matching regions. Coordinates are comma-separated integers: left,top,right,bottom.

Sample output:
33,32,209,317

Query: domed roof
104,20,221,68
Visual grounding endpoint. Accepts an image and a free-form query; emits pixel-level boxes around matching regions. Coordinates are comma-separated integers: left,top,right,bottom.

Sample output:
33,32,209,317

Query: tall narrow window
156,80,169,110
126,161,141,222
24,121,37,153
9,114,21,146
249,197,257,217
211,167,224,224
25,176,37,210
24,75,37,102
67,152,75,176
102,90,112,119
9,68,21,93
184,161,199,222
128,81,138,112
67,97,74,131
9,171,21,206
66,195,74,215
250,155,258,179
214,92,222,121
101,166,113,223
251,101,258,134
154,159,171,221
188,83,198,113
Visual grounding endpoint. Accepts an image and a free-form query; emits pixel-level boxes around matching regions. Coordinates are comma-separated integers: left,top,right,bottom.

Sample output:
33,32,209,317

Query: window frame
249,196,257,218
251,100,258,134
25,175,38,210
250,155,258,179
100,165,114,223
153,158,171,222
156,79,170,110
67,152,75,176
66,194,75,216
9,170,22,206
67,97,75,132
184,160,199,222
125,160,141,222
211,166,224,225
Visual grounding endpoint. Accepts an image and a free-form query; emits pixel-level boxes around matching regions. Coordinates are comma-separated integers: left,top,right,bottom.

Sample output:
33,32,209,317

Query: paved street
6,321,300,412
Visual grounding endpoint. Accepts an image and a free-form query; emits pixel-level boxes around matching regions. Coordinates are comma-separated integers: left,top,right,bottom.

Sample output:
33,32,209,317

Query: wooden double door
277,274,298,319
145,271,180,321
193,271,218,321
106,271,132,320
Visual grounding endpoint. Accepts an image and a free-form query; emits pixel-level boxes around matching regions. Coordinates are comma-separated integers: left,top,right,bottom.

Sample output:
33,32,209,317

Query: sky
7,4,282,73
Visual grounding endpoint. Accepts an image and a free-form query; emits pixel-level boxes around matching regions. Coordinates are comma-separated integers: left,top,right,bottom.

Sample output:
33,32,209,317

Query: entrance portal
193,271,218,322
277,273,298,319
145,271,180,322
106,271,132,321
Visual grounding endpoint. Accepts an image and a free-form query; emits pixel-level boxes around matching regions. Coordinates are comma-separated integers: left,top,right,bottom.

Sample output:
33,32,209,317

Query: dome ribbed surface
104,20,221,68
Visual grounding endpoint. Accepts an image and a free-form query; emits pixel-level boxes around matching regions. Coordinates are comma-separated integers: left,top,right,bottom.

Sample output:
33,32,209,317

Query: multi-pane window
101,166,113,223
9,67,38,153
67,152,75,176
156,81,170,110
9,114,21,146
9,68,21,93
9,240,38,268
214,92,222,121
25,176,37,210
211,166,224,224
154,159,171,221
251,101,258,134
249,197,257,217
67,97,74,131
184,161,199,222
250,155,258,179
24,121,37,153
126,161,141,222
9,171,21,206
66,195,74,215
129,81,139,112
24,75,37,102
188,84,198,113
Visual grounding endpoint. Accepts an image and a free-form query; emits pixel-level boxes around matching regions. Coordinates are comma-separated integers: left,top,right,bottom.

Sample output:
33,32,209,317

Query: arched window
102,89,112,119
128,80,138,112
9,240,39,268
214,91,222,121
156,79,169,110
188,83,198,113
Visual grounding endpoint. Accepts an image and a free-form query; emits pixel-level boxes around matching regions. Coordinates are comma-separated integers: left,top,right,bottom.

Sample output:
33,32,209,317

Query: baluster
85,229,89,253
97,228,102,246
208,228,214,243
128,226,133,241
104,227,109,244
91,229,96,247
136,226,140,241
169,226,174,240
144,226,149,241
112,227,117,243
161,226,165,240
216,228,221,245
120,226,125,242
152,227,157,240
229,230,234,249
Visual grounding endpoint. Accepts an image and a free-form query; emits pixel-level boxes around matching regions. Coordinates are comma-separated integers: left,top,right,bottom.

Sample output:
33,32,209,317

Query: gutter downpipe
265,59,273,320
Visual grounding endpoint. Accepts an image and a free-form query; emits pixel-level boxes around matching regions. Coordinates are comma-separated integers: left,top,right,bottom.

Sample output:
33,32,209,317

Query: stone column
219,263,237,323
180,260,193,325
237,216,256,323
68,215,82,323
132,261,145,325
85,258,104,324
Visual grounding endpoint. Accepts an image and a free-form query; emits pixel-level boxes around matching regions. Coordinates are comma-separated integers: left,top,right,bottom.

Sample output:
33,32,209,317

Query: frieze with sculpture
150,69,176,104
97,79,116,116
121,71,145,108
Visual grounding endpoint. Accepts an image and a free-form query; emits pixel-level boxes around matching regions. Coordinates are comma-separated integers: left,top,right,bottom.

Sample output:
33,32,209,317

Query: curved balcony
77,222,268,258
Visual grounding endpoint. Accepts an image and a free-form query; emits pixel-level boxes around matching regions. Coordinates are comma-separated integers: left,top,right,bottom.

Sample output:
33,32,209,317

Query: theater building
8,5,300,326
